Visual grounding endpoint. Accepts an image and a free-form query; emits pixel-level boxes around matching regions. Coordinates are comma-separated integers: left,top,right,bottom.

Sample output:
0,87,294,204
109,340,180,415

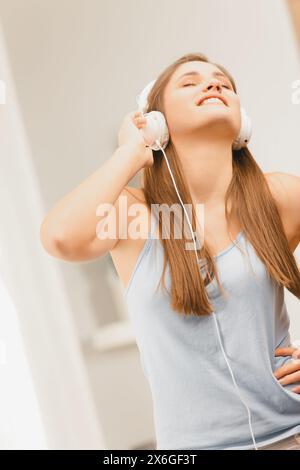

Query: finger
132,113,146,121
133,122,146,131
132,117,147,128
275,347,299,357
293,349,300,360
291,385,300,393
274,360,300,379
133,117,147,124
277,370,300,386
132,110,143,118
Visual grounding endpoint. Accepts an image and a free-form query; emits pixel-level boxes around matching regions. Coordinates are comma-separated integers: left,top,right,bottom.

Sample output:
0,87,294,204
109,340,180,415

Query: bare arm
40,141,148,261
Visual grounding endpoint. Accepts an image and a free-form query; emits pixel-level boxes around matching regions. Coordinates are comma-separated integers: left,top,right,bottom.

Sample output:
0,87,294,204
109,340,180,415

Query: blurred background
0,0,300,450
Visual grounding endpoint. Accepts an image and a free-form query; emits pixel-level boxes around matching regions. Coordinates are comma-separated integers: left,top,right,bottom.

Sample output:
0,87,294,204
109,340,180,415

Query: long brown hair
141,52,300,316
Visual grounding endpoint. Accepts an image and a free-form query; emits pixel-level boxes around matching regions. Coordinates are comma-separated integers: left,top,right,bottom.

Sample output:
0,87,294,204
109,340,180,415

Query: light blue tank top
122,212,300,450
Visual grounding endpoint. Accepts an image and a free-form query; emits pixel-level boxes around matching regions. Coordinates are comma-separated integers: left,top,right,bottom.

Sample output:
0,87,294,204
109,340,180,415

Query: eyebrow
176,70,230,83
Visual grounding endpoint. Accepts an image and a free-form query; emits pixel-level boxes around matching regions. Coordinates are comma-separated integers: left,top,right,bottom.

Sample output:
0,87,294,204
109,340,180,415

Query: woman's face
162,61,241,143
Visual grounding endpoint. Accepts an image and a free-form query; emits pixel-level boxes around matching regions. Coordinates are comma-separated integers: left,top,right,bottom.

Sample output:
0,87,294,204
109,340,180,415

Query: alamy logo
95,198,205,252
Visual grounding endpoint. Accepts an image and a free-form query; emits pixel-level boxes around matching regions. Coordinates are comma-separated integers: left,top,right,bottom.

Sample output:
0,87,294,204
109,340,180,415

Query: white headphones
136,78,252,151
134,78,258,450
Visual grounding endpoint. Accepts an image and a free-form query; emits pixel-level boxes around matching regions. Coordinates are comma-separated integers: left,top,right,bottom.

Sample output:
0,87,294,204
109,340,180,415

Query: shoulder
264,172,300,214
264,171,300,246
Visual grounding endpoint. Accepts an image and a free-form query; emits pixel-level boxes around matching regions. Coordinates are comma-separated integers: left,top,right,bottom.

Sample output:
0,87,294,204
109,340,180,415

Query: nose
202,77,222,93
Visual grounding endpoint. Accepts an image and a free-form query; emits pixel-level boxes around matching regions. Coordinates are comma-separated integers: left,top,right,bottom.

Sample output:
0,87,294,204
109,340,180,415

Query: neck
172,135,234,210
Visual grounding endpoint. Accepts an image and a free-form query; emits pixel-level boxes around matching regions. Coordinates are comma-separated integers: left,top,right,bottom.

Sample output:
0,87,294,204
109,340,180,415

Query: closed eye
183,83,231,89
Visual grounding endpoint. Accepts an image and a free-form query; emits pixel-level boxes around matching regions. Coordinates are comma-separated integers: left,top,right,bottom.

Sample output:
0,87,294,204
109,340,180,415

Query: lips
197,94,228,106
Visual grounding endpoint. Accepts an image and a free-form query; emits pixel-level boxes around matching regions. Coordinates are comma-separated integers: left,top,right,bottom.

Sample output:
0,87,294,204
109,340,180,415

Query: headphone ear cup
136,79,170,151
139,111,170,151
232,106,252,150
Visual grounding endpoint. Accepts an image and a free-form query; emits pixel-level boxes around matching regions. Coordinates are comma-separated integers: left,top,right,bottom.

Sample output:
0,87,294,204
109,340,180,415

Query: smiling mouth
197,97,228,106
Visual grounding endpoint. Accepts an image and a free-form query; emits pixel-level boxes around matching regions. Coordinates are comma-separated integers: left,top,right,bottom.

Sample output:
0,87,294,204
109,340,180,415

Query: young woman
40,53,300,450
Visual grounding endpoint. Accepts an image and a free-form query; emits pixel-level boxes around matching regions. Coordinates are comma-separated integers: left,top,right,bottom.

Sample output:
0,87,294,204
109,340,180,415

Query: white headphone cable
153,137,258,451
211,311,258,450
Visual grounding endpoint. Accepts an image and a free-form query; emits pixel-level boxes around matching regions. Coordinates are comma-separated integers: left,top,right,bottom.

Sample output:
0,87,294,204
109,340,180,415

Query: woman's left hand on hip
274,347,300,393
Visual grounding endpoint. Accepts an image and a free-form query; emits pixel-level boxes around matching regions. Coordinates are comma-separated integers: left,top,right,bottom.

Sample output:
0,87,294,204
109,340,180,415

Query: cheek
229,102,242,129
164,99,189,130
165,98,186,117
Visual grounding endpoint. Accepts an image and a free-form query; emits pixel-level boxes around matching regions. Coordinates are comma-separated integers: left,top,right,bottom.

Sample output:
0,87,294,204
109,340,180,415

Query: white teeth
200,97,224,105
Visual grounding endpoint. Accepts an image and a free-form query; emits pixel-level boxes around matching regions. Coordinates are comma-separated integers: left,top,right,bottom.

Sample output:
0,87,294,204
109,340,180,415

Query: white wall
0,19,105,449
